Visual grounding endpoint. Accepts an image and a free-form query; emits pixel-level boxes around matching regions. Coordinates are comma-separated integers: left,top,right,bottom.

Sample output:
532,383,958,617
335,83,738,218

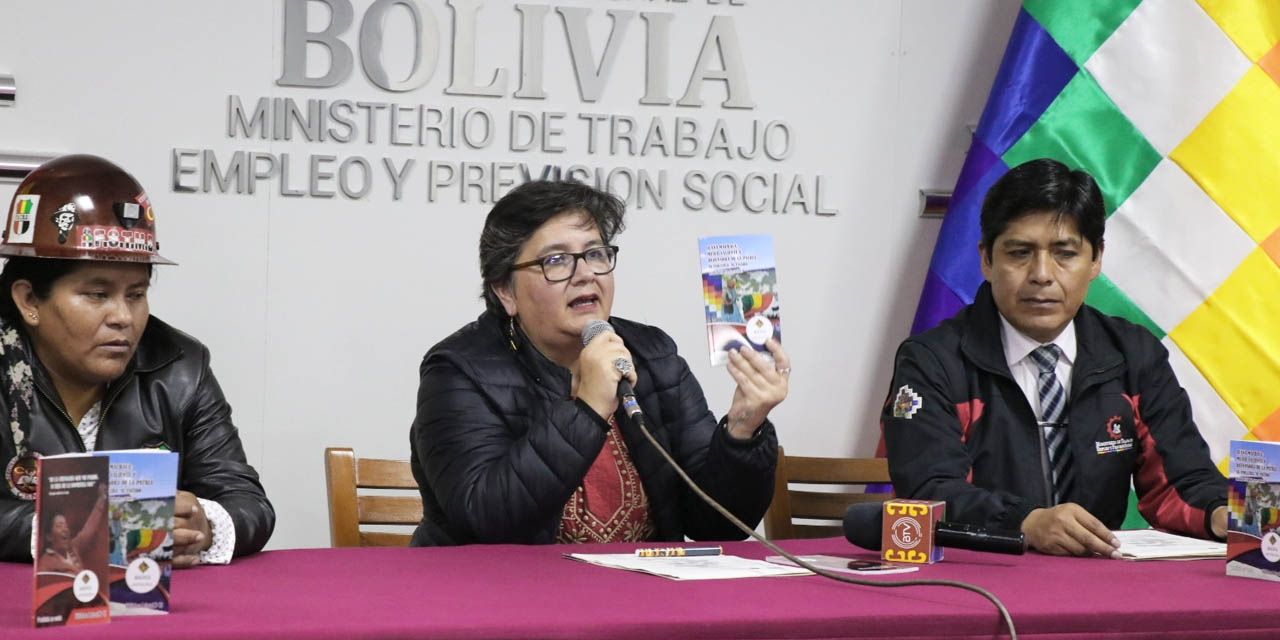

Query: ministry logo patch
1096,415,1134,455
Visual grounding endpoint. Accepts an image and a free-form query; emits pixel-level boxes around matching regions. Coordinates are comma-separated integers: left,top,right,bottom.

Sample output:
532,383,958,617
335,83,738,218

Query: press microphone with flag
581,319,644,426
843,501,1027,561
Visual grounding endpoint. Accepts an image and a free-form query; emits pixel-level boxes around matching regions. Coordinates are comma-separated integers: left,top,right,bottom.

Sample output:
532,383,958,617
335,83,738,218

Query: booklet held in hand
698,234,781,366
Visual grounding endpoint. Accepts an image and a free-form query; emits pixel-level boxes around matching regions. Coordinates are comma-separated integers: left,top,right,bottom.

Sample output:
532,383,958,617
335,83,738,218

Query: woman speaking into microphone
410,180,790,546
0,155,274,567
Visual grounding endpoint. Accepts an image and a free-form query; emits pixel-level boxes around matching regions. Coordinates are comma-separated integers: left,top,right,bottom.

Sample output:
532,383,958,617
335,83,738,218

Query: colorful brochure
698,234,781,366
94,450,177,615
1227,440,1280,582
33,454,111,628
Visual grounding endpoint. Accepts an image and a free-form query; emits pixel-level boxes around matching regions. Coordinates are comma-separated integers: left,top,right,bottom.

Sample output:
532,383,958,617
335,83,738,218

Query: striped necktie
1031,344,1072,504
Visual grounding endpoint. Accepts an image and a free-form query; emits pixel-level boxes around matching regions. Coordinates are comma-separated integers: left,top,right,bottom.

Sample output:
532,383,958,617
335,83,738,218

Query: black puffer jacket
409,311,777,546
0,316,274,561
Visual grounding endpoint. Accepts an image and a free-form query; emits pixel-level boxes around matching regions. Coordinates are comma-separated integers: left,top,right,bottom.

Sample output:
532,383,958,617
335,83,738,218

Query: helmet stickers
113,202,141,229
8,195,38,244
1,155,175,265
49,203,79,244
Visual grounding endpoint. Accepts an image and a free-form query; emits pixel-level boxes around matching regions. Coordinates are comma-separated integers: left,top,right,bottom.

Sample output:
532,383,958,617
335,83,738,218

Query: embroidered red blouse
557,415,655,543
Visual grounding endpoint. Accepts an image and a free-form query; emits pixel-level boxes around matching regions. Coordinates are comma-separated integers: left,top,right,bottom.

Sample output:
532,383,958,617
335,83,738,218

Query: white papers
1112,528,1226,560
565,553,812,580
765,555,920,575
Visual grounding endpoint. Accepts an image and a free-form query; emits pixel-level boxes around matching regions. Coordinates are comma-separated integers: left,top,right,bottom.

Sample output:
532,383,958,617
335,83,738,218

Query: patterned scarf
0,316,36,456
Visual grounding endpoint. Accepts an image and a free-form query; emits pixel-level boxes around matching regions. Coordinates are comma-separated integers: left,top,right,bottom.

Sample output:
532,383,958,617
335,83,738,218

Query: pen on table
634,546,723,557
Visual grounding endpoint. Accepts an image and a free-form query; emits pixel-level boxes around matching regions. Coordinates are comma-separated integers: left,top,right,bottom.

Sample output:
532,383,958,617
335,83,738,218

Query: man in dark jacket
883,159,1227,558
410,180,787,546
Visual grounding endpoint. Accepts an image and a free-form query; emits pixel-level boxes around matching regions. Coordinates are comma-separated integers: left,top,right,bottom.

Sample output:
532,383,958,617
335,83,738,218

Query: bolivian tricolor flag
913,0,1280,488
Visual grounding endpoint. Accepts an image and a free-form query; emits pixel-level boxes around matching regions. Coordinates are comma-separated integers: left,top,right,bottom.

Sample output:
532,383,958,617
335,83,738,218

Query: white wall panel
0,0,1021,549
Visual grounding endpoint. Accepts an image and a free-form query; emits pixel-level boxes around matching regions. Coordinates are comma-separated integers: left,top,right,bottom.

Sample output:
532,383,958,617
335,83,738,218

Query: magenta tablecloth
1,537,1274,639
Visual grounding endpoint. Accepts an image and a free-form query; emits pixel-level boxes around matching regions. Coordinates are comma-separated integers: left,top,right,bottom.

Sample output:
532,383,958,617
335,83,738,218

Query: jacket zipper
34,383,82,451
976,362,1119,507
34,380,129,451
1045,361,1121,505
98,382,127,424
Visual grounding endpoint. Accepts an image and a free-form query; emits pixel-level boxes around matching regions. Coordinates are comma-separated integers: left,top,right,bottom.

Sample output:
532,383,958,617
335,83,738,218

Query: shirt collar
998,315,1077,369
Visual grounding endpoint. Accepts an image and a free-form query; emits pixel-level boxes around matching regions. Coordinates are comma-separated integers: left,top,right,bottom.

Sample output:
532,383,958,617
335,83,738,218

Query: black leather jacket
409,311,777,546
0,316,274,561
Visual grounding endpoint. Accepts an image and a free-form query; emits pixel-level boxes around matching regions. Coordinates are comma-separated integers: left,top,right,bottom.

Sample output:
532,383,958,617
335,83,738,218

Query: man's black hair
979,158,1105,261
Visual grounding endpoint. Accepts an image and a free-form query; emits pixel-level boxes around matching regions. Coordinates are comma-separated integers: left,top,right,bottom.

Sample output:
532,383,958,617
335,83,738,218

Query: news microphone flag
908,1,1280,510
880,500,945,565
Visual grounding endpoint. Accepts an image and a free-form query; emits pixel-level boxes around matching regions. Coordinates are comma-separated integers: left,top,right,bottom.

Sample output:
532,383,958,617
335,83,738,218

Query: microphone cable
627,413,1017,639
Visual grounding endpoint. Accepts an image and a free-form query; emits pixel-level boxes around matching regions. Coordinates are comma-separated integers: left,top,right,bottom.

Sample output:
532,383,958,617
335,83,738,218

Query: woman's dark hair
478,180,626,315
979,158,1105,261
0,258,154,322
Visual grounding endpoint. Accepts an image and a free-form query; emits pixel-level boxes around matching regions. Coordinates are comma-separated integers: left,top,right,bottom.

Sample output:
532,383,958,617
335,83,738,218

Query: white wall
0,0,1020,549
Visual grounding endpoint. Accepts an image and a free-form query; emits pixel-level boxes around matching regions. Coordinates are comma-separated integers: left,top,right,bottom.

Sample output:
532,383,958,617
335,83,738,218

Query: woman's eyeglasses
510,246,619,282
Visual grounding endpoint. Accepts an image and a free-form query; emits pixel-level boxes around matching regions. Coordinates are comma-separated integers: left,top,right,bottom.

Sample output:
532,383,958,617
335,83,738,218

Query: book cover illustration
33,454,110,627
98,450,178,615
1226,439,1280,582
699,234,780,366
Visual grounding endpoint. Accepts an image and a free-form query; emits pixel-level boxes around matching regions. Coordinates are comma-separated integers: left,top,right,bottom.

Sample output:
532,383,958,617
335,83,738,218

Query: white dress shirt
999,316,1076,420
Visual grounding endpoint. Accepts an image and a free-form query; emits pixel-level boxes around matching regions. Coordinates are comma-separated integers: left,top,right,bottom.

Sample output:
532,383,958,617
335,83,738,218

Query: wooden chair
324,447,423,547
763,446,892,539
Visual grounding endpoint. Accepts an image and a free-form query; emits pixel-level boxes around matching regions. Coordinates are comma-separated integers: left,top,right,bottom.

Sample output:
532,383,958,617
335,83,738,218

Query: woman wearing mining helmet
0,154,274,567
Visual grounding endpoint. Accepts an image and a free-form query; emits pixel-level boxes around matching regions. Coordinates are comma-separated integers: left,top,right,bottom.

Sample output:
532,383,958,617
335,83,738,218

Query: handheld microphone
581,320,643,425
843,502,1026,557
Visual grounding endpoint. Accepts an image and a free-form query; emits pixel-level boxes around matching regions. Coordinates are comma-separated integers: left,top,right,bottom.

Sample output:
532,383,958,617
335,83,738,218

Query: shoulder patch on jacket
892,385,922,419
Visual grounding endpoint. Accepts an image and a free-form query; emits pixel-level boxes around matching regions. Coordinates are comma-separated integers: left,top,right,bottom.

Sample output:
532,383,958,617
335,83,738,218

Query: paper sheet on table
1112,529,1226,560
565,553,812,580
765,555,920,575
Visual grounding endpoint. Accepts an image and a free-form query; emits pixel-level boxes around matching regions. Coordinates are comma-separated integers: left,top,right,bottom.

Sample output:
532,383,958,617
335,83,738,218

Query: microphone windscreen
581,319,613,346
842,502,884,551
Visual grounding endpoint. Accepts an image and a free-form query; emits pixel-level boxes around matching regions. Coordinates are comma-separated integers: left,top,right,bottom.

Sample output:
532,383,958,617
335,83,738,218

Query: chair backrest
763,446,892,539
324,447,423,547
